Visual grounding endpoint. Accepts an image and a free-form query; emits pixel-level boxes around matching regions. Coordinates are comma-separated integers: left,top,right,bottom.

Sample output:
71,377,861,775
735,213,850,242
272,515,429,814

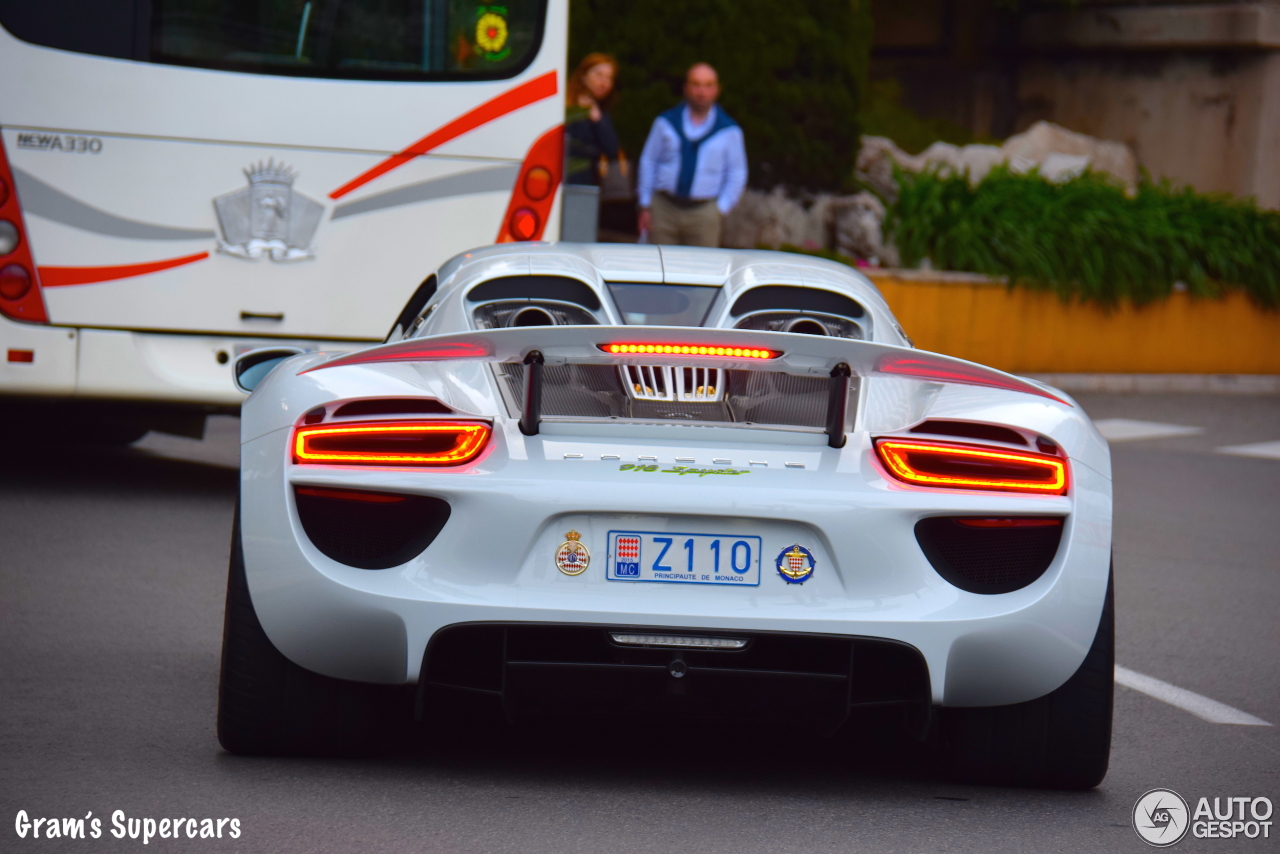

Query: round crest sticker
775,544,816,584
555,530,590,576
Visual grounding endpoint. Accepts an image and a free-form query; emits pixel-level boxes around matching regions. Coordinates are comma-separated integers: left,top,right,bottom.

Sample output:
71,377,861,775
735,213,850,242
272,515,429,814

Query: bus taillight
0,137,48,323
497,126,563,243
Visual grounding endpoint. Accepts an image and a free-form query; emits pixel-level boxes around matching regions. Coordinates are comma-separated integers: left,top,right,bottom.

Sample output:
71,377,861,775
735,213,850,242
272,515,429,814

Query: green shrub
569,0,872,191
885,167,1280,308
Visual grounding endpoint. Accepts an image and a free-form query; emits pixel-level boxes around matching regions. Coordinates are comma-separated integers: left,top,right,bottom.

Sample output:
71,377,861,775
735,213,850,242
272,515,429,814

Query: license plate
606,531,762,586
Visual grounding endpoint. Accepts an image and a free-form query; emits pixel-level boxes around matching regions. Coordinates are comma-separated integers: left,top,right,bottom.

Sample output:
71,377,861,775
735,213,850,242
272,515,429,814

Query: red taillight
601,343,781,360
508,207,540,241
874,439,1068,495
497,126,563,242
523,166,553,200
0,138,48,323
0,264,30,300
293,420,490,466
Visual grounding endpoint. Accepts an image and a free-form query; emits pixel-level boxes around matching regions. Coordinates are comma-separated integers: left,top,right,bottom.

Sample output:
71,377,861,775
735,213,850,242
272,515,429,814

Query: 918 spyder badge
776,544,816,584
555,530,590,576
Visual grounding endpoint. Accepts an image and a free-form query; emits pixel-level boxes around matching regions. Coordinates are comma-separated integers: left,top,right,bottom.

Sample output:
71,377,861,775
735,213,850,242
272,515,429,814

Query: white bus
0,0,566,440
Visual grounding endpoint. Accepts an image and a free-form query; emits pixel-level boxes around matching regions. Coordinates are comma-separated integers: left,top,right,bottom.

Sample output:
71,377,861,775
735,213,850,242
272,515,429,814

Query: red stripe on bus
328,70,559,201
39,252,210,287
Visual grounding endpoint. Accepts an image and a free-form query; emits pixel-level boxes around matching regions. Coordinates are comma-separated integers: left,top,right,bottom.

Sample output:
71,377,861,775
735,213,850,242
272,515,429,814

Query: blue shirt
637,104,748,214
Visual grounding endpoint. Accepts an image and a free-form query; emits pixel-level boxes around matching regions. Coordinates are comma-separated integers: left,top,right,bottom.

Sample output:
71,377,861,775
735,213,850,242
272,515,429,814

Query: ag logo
1133,788,1190,847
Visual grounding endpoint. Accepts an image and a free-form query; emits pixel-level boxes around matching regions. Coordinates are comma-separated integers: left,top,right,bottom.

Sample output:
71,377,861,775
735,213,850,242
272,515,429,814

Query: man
637,63,748,247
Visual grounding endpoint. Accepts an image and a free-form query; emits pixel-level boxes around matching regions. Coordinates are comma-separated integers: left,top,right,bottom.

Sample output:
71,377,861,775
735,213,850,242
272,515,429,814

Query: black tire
217,505,413,756
942,565,1114,789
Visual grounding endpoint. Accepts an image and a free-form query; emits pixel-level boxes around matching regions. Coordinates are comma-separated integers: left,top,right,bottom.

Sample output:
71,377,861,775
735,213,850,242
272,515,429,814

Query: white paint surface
1115,665,1272,726
1093,418,1203,442
1216,440,1280,460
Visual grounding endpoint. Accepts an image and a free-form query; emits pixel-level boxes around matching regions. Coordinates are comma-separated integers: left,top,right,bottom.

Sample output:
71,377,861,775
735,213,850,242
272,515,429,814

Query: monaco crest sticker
555,530,591,576
775,544,816,584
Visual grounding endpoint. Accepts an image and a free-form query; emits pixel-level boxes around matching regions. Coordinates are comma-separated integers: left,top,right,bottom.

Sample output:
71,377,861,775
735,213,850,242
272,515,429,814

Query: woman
564,53,620,187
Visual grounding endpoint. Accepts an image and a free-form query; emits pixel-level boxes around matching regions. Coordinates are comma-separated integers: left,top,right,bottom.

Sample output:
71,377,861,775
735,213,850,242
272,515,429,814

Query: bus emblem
214,160,323,262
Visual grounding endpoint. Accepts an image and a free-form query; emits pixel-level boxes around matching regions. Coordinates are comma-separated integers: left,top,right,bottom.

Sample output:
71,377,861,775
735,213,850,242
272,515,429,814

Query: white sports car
220,244,1113,788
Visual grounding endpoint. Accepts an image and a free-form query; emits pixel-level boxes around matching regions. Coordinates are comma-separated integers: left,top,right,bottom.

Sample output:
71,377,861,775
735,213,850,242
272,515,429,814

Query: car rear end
236,326,1112,743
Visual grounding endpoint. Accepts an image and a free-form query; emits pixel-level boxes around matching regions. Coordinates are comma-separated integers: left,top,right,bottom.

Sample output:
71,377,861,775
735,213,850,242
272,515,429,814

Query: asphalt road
3,394,1277,853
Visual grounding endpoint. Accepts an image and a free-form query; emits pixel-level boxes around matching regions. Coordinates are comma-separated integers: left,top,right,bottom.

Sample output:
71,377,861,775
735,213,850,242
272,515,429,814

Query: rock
1038,152,1093,183
1001,121,1137,186
722,187,825,251
832,192,899,268
855,121,1137,192
854,136,908,202
722,189,898,267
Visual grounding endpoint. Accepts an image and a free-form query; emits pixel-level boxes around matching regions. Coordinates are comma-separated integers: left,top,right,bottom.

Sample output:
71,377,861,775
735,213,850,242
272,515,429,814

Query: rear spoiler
300,326,1069,446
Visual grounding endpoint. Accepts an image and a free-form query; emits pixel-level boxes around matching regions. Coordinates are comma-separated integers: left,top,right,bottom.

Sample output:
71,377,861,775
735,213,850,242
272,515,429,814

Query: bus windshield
153,0,546,79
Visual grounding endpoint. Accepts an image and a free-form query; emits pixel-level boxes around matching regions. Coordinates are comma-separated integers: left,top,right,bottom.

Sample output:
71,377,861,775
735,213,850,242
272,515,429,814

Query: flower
476,12,508,55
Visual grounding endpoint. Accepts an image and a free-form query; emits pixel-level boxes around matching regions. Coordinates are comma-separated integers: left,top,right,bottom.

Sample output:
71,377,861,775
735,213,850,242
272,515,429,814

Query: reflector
294,486,408,503
293,420,490,466
600,343,780,359
609,633,748,650
954,517,1064,528
874,438,1068,494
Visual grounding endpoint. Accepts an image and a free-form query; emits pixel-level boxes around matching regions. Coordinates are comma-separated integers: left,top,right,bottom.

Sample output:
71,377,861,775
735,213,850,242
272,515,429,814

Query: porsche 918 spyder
219,243,1113,789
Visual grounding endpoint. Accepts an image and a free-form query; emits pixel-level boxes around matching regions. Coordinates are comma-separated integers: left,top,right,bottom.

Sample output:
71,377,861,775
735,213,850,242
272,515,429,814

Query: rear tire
216,505,413,756
942,565,1114,789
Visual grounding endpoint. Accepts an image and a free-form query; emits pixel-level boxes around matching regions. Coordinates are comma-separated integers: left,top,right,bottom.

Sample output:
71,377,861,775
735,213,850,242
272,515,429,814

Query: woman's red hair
566,53,619,111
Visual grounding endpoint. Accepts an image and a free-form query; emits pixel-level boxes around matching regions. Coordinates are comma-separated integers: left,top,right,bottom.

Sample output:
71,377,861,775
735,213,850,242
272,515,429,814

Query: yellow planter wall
867,271,1280,374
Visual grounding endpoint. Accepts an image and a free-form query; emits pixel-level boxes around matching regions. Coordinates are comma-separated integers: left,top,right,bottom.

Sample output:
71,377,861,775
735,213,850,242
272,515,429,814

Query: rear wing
301,326,1069,447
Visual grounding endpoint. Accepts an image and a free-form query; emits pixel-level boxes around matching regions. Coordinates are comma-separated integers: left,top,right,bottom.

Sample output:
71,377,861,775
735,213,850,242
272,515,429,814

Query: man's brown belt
659,191,716,210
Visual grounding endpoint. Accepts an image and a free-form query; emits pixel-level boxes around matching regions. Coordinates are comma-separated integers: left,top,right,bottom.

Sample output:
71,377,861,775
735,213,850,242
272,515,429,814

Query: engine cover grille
497,363,854,429
621,365,724,402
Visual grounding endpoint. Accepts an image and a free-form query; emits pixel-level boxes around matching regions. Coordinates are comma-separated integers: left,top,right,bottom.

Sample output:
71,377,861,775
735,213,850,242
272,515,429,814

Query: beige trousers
649,192,722,247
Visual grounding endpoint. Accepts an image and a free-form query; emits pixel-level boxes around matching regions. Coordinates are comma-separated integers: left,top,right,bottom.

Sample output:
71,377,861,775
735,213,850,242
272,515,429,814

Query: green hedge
569,0,872,191
885,167,1280,308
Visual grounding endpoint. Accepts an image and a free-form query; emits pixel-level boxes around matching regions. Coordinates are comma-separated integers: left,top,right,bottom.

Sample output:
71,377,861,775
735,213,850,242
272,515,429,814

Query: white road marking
1216,440,1280,461
1115,665,1272,726
1093,419,1203,442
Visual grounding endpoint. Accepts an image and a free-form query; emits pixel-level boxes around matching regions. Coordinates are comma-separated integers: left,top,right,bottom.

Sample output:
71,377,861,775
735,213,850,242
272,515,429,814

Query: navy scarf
658,103,738,198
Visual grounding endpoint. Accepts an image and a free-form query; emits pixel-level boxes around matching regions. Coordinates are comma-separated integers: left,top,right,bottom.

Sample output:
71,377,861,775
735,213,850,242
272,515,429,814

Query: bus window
0,0,546,80
152,0,546,79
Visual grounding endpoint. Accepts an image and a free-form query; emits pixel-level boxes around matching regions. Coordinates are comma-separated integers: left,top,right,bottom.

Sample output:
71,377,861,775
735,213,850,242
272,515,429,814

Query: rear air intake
294,486,450,569
331,398,455,419
914,516,1064,594
909,419,1027,447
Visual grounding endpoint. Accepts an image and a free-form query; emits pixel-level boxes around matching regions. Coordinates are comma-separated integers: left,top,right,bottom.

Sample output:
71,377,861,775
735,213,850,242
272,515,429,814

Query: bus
0,0,566,441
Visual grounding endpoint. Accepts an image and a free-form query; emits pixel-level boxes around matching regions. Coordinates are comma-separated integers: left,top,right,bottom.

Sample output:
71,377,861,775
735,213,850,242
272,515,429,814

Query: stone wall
870,0,1280,208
